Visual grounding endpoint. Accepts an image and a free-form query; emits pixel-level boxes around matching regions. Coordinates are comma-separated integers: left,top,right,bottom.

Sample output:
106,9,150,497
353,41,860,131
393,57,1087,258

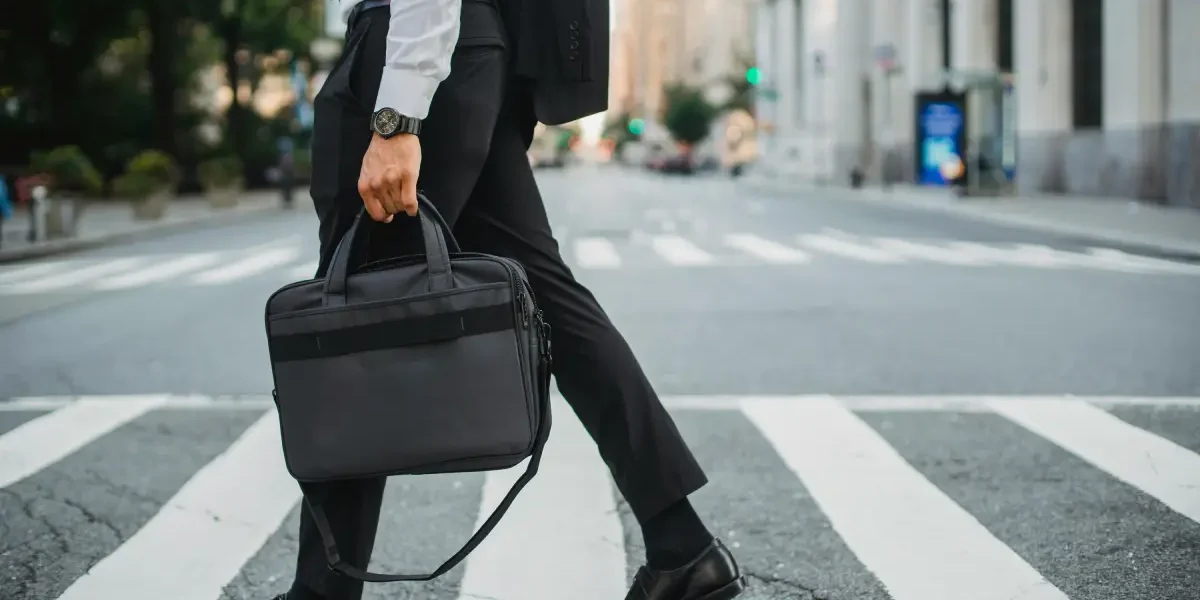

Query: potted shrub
198,155,244,208
112,150,178,220
28,145,103,238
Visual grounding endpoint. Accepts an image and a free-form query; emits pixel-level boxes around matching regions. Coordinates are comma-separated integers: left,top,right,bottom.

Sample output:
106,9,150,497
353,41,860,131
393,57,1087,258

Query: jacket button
569,20,579,30
569,40,580,50
569,29,579,39
569,51,580,61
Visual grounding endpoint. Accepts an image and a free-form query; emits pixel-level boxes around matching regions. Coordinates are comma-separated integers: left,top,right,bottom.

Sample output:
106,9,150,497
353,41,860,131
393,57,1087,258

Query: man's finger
400,169,418,217
358,179,389,222
378,169,405,217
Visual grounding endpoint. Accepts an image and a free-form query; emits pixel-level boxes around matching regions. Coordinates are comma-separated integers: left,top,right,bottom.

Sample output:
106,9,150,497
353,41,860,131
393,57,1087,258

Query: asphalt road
1,165,1197,600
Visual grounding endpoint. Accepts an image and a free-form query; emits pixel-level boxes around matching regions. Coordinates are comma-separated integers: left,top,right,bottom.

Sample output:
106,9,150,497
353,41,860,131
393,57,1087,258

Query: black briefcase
263,194,553,583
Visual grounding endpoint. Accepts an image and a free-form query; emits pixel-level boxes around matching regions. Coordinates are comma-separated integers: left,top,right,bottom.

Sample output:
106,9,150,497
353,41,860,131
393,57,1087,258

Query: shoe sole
696,576,748,600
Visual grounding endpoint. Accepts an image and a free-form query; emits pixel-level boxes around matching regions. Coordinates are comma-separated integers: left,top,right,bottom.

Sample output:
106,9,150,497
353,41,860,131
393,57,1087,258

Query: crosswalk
0,243,320,296
567,230,1200,274
0,231,1196,297
2,393,1198,600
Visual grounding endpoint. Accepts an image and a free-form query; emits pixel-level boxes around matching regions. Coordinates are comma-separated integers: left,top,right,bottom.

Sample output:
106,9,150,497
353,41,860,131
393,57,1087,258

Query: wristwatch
370,107,422,138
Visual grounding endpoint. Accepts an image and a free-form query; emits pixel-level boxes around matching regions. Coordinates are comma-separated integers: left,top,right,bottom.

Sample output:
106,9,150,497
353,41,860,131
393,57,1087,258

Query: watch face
374,109,400,136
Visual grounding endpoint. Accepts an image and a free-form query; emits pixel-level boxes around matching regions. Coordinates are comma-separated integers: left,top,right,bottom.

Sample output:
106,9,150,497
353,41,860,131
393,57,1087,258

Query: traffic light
745,67,762,86
628,118,645,135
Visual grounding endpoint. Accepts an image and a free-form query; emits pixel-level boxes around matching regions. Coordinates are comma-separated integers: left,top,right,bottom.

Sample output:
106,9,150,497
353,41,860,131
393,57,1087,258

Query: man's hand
358,133,422,222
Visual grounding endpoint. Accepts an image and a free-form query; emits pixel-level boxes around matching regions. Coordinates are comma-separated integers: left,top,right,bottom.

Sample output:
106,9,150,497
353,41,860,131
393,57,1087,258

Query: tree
0,0,139,161
661,84,718,147
191,0,322,166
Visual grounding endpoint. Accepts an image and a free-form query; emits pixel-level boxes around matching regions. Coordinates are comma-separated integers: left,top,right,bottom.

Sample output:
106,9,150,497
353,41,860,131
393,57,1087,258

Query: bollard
30,185,48,242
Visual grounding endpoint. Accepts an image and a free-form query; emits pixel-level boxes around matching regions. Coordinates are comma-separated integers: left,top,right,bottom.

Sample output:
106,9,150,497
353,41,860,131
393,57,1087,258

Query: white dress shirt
341,0,462,120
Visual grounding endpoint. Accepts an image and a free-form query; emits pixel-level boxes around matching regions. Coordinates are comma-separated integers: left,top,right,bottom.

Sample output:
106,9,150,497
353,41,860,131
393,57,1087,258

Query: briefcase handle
324,193,460,305
299,359,553,582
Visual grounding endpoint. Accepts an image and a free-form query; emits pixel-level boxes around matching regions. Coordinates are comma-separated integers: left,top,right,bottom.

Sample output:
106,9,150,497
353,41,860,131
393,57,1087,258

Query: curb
0,202,284,264
744,178,1200,262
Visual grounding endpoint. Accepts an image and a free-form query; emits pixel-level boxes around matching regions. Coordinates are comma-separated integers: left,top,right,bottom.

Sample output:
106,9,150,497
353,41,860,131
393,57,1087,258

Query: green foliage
112,172,162,199
113,149,179,198
662,84,718,145
29,146,104,196
126,149,180,184
720,52,757,115
2,0,324,189
198,155,245,188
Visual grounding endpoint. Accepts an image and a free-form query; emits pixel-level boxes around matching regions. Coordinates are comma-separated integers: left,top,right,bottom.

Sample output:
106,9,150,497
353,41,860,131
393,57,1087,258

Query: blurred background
1,3,1199,600
3,0,1197,209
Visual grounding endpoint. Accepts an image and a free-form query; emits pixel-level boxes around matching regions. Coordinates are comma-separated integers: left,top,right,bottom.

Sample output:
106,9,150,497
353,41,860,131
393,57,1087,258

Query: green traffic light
745,67,762,86
628,118,645,135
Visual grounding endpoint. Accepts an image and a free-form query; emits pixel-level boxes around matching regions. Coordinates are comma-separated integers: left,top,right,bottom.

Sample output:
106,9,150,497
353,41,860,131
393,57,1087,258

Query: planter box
205,181,243,209
45,194,88,238
132,188,173,220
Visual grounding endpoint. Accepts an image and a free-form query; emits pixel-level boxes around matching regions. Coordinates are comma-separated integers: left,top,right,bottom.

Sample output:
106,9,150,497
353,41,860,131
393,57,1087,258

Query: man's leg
452,80,715,569
295,3,507,598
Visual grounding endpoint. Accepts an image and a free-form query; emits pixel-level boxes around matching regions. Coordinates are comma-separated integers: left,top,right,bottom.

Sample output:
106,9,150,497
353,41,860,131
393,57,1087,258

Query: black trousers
295,4,707,599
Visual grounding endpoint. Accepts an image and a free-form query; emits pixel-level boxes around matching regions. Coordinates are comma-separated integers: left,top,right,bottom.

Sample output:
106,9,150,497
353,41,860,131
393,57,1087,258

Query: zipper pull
518,288,529,328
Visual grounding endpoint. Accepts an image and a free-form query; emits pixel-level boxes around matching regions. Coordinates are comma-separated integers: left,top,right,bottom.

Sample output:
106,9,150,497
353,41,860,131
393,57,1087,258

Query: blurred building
752,0,1199,207
609,0,755,122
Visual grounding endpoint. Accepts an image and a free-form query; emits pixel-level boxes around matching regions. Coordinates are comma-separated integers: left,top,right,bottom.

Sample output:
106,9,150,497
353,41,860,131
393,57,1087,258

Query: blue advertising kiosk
913,89,967,187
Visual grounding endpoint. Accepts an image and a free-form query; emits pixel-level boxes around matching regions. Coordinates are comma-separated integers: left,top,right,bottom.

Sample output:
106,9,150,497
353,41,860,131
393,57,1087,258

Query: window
1070,0,1103,129
996,0,1013,72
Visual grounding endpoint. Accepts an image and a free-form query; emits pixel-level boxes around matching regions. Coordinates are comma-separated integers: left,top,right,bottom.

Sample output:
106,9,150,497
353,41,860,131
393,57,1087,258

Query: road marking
724,233,811,263
943,242,1063,268
5,394,1200,413
0,395,166,489
990,398,1200,524
1,257,146,293
1085,248,1200,274
191,246,300,285
651,234,714,265
458,396,625,600
742,397,1069,600
796,234,905,263
573,237,623,268
0,261,70,284
871,238,984,265
93,253,222,290
54,410,300,600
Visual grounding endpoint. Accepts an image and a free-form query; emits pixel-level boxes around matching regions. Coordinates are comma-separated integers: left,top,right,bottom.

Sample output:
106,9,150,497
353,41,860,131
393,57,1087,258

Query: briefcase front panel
266,266,541,482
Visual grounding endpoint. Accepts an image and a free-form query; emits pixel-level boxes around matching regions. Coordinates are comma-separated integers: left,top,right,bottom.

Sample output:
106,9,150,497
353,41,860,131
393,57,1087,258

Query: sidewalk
745,174,1200,260
0,189,297,263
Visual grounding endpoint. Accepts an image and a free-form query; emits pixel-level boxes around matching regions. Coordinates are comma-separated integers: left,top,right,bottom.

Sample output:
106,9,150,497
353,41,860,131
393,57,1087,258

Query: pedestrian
279,1,745,600
0,175,11,249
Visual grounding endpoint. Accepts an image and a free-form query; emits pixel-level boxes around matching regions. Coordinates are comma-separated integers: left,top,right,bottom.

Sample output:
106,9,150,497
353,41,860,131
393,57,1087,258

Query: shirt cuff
374,67,440,120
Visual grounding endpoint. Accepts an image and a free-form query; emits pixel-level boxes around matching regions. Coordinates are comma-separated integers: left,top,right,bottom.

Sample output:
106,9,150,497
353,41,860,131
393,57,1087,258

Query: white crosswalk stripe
650,234,715,265
1,256,148,293
191,246,300,285
573,237,623,268
795,233,908,263
723,233,811,263
1,393,1197,600
93,252,222,290
0,231,1196,296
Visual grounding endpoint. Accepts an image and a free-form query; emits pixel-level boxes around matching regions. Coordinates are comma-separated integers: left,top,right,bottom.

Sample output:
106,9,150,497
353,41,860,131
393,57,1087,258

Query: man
280,0,745,599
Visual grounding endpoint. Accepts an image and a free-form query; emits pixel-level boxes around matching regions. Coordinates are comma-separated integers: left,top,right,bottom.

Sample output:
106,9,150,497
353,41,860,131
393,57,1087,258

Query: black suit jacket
509,0,609,125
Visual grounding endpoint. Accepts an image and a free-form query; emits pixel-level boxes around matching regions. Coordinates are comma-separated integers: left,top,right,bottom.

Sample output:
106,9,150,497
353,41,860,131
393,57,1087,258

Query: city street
1,166,1198,600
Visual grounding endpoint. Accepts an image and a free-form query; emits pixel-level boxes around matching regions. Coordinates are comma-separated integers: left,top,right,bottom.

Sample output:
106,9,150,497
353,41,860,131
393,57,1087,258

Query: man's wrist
374,67,439,120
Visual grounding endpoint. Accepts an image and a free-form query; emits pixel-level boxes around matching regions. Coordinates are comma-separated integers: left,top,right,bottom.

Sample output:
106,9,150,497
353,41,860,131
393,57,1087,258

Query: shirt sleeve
374,0,462,120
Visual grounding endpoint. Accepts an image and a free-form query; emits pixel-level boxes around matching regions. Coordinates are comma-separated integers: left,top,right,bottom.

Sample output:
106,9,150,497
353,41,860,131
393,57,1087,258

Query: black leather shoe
625,538,747,600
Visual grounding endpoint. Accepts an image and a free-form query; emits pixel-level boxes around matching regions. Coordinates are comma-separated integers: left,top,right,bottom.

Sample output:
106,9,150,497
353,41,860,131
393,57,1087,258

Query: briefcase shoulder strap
301,361,553,583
